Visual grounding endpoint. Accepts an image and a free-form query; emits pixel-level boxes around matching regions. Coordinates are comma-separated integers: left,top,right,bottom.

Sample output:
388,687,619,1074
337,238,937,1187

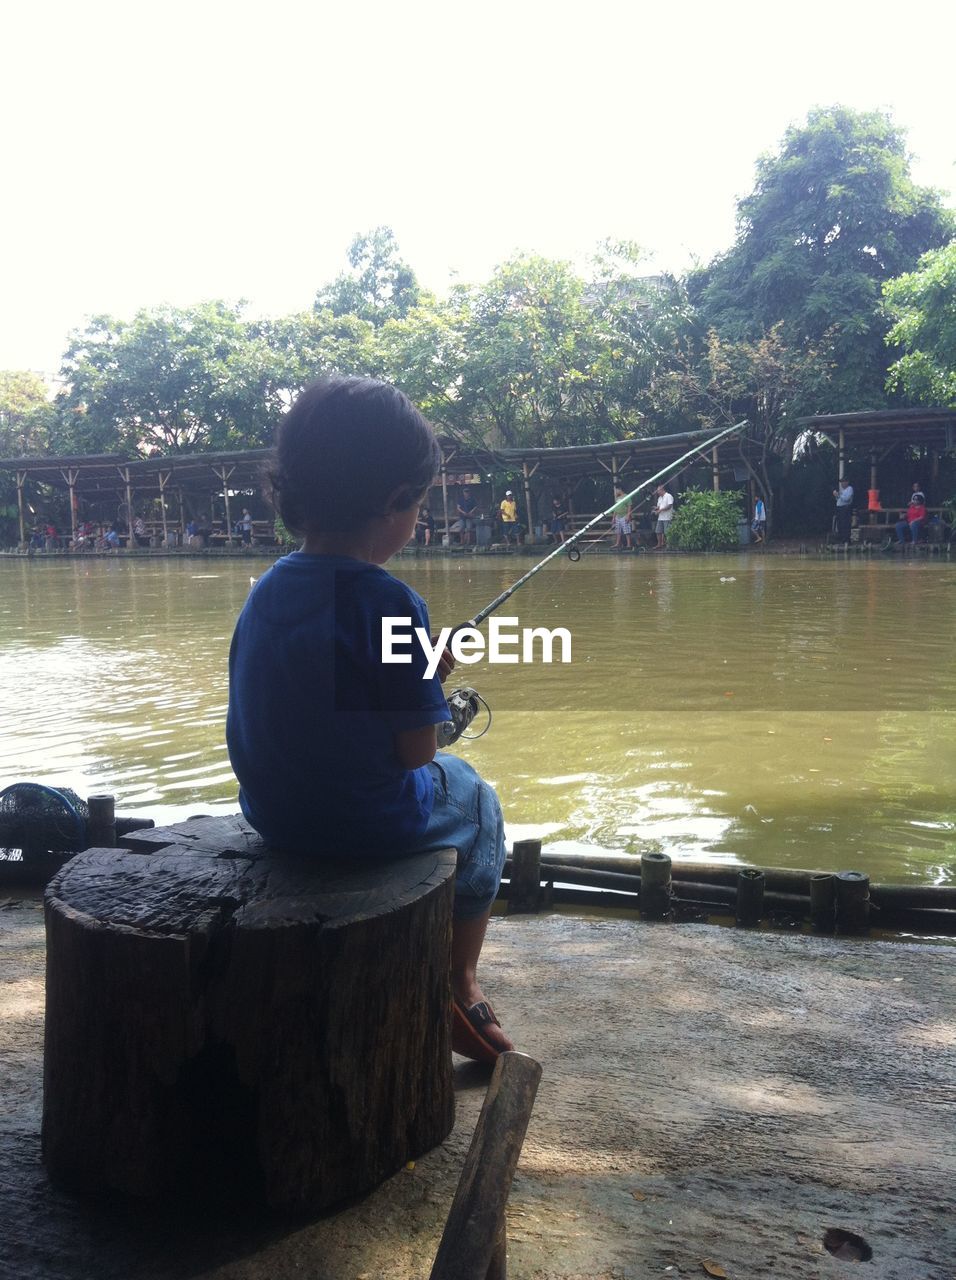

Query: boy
226,376,512,1062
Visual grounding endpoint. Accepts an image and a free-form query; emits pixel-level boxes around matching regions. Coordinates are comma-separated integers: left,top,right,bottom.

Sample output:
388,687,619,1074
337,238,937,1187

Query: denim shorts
422,752,506,920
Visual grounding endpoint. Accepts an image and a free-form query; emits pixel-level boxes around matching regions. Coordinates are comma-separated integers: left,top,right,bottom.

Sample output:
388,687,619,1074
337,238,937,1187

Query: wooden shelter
2,425,759,549
435,426,758,540
0,450,271,547
798,408,956,498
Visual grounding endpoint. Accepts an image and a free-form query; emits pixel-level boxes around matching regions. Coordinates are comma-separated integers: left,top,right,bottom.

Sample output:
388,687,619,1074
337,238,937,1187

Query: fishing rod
438,418,749,745
464,418,749,630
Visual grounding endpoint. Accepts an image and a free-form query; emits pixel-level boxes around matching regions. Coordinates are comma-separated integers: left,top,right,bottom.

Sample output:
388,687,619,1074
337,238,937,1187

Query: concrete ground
1,893,954,1280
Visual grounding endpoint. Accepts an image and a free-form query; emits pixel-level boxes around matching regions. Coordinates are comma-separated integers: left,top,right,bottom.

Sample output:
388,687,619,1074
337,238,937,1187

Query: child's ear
384,485,420,516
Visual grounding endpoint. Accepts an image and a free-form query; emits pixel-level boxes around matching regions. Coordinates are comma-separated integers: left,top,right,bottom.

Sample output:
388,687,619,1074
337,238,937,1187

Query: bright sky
3,0,954,378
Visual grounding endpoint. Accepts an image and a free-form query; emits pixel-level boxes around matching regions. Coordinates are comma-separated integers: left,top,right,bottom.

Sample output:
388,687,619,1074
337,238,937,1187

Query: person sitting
415,504,434,546
226,375,513,1061
894,488,927,550
133,515,150,548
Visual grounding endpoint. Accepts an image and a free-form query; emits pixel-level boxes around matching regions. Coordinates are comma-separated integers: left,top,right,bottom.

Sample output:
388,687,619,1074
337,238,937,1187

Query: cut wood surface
42,839,457,1211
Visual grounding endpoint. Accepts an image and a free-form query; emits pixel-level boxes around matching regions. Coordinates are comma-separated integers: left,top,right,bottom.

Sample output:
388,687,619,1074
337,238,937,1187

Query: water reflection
0,554,954,881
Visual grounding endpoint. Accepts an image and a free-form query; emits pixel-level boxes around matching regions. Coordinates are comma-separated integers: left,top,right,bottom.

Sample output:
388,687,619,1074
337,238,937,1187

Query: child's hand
432,639,456,683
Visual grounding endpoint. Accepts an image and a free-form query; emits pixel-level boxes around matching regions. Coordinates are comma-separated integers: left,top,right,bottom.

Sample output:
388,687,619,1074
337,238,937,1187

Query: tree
884,240,956,407
694,107,955,410
0,370,55,456
587,240,706,437
55,302,289,456
314,227,422,327
436,254,611,449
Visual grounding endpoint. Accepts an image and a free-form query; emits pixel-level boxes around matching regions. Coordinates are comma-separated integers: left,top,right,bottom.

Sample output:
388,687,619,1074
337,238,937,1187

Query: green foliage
272,514,298,547
667,487,743,551
694,106,955,410
884,240,956,407
55,302,289,456
314,227,422,327
0,370,55,455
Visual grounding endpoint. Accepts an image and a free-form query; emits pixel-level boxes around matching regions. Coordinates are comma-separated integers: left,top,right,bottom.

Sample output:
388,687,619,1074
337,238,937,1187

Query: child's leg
422,753,513,1054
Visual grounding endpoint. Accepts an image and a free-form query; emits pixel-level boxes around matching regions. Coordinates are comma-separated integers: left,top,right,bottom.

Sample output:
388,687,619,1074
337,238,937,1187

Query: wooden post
508,839,542,914
440,456,450,547
85,795,116,848
430,1052,542,1280
216,466,236,545
640,851,671,920
16,470,26,546
64,469,78,548
735,869,765,927
838,428,845,482
158,470,170,546
836,871,870,934
712,446,720,492
522,460,538,544
810,873,836,932
122,466,134,551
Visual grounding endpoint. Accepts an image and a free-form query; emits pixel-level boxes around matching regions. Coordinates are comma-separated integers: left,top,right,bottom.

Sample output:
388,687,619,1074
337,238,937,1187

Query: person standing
833,478,854,543
549,495,569,544
499,490,522,544
652,484,674,550
611,483,633,551
133,515,150,548
752,495,767,544
456,486,478,546
239,508,253,546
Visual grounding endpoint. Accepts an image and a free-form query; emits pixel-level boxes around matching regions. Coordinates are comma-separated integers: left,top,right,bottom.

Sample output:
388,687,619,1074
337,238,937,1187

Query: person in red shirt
894,485,927,549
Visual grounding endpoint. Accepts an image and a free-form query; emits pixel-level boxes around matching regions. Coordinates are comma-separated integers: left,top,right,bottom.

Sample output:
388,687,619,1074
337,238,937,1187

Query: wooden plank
118,813,265,856
430,1053,542,1280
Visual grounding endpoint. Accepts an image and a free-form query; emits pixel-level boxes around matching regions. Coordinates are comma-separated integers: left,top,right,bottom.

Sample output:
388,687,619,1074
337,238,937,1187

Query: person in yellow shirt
499,490,523,544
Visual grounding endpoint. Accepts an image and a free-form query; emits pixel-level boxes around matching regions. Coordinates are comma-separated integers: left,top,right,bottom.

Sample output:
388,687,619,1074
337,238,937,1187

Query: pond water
1,552,954,884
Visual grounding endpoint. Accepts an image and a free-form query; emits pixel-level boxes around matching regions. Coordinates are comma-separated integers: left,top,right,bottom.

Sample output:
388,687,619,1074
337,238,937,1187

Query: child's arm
396,723,438,769
390,633,454,769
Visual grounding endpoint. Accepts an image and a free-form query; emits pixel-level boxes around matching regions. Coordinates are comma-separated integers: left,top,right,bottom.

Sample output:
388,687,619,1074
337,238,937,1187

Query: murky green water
1,553,954,883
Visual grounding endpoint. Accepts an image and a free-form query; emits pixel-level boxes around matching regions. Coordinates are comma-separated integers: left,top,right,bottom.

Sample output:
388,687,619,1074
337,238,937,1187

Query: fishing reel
437,686,492,748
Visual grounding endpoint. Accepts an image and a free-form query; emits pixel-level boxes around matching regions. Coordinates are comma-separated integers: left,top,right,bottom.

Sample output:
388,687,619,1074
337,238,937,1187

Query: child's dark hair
270,376,440,534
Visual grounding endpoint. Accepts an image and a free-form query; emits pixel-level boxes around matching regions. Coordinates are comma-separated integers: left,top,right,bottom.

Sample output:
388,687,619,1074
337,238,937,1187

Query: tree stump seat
42,815,457,1211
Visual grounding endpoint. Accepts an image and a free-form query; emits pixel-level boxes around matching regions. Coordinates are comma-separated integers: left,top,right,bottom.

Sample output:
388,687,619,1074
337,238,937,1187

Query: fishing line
461,419,749,631
437,419,749,745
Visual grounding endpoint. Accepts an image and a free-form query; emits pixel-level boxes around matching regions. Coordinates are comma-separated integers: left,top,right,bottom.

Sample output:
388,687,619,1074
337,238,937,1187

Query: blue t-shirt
226,553,450,854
